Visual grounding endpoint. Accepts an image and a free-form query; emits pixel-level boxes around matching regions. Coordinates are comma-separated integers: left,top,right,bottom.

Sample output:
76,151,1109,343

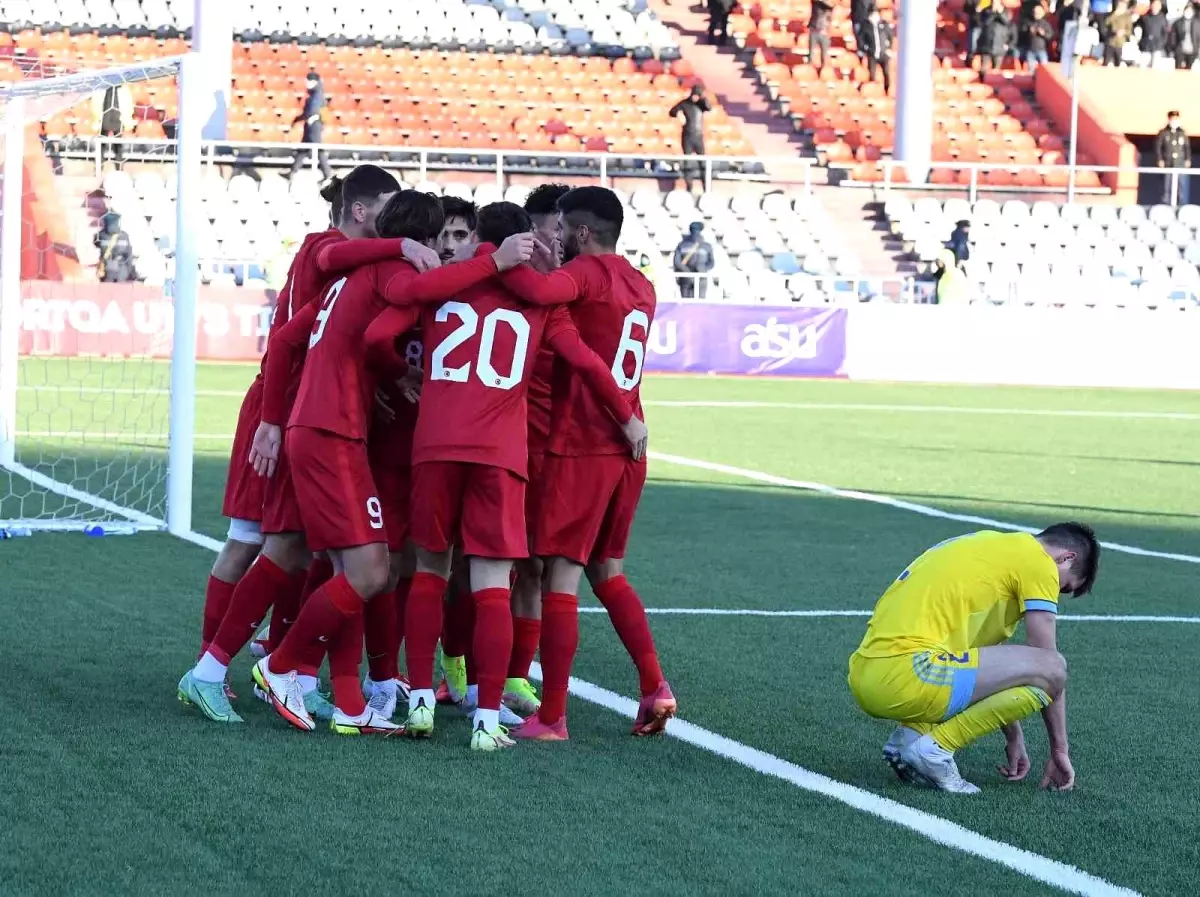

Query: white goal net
0,54,200,533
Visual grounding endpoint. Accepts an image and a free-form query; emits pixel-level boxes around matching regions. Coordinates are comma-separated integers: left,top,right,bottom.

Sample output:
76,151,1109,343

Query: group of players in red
178,164,677,750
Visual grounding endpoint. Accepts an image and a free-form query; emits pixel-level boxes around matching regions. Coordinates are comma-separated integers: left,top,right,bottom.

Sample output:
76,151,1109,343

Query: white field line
18,386,245,397
650,451,1200,566
576,607,1200,623
175,526,1132,896
643,400,1200,421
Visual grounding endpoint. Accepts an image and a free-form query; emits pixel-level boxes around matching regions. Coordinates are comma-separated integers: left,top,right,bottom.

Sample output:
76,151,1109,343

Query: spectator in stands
1169,4,1200,69
673,222,715,299
94,212,135,283
1021,4,1055,71
706,0,735,45
977,5,1014,72
861,9,894,94
289,70,333,182
670,84,712,191
810,0,834,71
946,220,972,264
963,0,988,60
934,250,968,305
1136,0,1170,67
852,0,878,61
1055,0,1083,59
1155,110,1192,206
92,82,133,167
1101,1,1135,65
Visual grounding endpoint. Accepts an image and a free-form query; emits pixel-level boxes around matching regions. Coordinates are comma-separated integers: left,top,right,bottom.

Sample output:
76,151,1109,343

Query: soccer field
3,362,1199,896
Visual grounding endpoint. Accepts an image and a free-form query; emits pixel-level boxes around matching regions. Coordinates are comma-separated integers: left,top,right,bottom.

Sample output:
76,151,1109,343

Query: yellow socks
929,686,1051,753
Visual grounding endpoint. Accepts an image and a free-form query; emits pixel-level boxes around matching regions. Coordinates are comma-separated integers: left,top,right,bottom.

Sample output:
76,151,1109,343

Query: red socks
300,556,335,605
199,575,236,656
538,592,579,724
403,572,448,690
508,615,541,680
265,568,309,653
472,588,513,712
441,585,475,658
593,575,663,697
328,593,367,716
394,576,411,653
364,588,400,682
209,556,294,665
270,572,362,683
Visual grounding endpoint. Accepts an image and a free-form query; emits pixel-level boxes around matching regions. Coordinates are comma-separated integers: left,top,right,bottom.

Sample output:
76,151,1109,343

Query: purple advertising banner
644,303,847,377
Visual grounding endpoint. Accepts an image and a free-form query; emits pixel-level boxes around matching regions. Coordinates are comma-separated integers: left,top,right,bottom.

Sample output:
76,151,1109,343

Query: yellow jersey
855,531,1060,658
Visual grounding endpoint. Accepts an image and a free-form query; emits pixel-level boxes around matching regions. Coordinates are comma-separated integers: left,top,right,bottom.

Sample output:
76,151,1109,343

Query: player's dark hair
1038,522,1100,597
375,190,445,243
523,182,570,219
475,201,532,246
557,186,623,248
340,164,400,214
319,174,344,225
439,196,478,231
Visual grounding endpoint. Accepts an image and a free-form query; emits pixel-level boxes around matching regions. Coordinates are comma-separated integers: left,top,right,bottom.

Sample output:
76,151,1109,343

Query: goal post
0,53,202,534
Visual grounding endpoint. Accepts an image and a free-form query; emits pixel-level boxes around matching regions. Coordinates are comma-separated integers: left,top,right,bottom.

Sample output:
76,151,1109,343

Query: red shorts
370,460,411,552
535,454,646,565
410,461,527,560
525,451,545,547
287,426,387,552
221,378,265,522
261,437,304,535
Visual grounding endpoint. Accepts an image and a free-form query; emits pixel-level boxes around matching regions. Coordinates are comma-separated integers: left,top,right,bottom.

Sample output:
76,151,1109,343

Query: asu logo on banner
739,316,825,361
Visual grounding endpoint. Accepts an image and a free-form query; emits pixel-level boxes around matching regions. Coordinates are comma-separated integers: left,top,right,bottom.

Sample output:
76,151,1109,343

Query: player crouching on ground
848,525,1100,793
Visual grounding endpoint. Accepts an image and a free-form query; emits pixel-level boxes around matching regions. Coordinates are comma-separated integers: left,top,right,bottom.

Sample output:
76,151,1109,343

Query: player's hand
398,365,423,404
530,234,558,273
622,414,649,462
373,388,396,423
401,238,439,272
492,233,536,271
249,422,282,478
997,735,1031,782
1039,749,1075,792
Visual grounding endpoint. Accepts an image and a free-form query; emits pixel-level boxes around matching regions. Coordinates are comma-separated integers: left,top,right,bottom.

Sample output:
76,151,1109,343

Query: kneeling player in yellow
848,524,1100,794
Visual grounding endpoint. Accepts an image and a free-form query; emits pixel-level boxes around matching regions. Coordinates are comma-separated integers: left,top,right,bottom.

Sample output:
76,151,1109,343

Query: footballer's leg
503,557,543,715
402,544,453,736
511,555,581,742
466,556,518,751
200,534,259,656
362,549,413,719
439,559,473,706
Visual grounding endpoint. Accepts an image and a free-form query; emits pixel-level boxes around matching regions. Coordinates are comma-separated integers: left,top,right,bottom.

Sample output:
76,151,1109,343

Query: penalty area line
577,608,1200,623
177,524,1134,897
649,451,1200,566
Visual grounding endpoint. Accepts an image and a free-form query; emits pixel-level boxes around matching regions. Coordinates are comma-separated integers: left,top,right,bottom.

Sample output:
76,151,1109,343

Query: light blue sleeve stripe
1024,599,1059,615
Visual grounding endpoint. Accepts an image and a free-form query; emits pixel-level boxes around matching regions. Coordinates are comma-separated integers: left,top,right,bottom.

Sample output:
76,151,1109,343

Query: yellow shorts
847,649,979,723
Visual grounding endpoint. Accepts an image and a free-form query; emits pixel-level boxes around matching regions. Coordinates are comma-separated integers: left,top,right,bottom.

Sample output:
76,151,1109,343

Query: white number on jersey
366,496,384,530
612,309,649,390
308,277,347,349
430,302,531,391
404,338,424,371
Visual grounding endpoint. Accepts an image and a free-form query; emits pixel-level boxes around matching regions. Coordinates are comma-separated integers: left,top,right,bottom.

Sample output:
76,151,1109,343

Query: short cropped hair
375,190,445,242
319,175,344,225
340,164,400,213
440,196,478,231
1038,522,1100,597
523,182,570,219
557,186,623,248
475,201,532,246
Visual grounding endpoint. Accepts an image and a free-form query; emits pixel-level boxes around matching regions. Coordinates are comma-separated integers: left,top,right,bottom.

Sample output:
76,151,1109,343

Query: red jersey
368,324,423,467
527,349,554,455
413,246,632,478
502,254,655,456
260,251,503,438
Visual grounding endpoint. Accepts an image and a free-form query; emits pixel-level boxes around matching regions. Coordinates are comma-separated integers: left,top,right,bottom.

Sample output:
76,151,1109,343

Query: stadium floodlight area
0,53,203,535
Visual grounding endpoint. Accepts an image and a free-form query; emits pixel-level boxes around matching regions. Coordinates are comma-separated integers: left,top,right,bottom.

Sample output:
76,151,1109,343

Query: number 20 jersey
412,252,571,480
547,255,656,457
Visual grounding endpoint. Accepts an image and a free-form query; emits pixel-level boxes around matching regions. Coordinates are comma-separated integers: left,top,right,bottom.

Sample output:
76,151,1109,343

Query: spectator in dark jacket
1155,110,1192,205
289,70,333,180
673,222,716,298
1021,4,1055,71
669,85,712,190
809,0,834,70
1055,0,1082,57
1102,1,1134,66
94,212,136,283
977,6,1013,71
861,9,894,93
851,0,877,60
946,220,972,264
707,0,735,45
1169,5,1200,70
1136,0,1169,66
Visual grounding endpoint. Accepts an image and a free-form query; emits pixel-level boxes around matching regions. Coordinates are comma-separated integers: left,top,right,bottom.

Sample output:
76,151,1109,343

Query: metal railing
659,272,928,304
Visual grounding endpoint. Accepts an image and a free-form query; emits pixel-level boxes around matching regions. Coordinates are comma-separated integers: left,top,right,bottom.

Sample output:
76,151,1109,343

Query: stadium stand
884,195,1200,307
731,0,1104,190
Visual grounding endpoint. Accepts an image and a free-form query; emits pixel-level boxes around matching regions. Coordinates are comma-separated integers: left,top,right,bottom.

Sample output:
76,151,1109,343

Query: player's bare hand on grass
401,238,439,272
1039,749,1075,791
398,366,423,404
622,415,648,461
250,423,282,477
373,388,395,423
491,233,536,271
997,735,1031,782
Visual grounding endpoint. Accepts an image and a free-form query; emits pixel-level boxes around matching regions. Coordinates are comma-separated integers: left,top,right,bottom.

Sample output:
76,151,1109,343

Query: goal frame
0,53,204,535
